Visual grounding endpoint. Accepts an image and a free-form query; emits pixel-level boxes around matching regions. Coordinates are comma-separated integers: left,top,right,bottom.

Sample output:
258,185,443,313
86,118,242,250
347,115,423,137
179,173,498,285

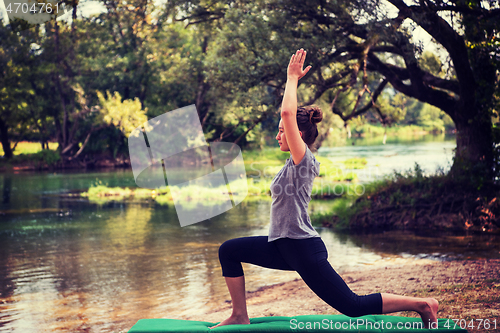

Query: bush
33,150,61,167
337,164,500,232
0,149,61,169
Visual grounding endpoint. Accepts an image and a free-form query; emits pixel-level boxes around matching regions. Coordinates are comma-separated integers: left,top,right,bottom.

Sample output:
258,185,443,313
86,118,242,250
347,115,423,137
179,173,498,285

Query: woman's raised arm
281,48,312,165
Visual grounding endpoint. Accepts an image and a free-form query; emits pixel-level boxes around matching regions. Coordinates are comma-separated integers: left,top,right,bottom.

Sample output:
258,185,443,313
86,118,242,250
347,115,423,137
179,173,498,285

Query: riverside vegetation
80,149,499,234
3,140,499,234
78,147,364,205
318,164,500,234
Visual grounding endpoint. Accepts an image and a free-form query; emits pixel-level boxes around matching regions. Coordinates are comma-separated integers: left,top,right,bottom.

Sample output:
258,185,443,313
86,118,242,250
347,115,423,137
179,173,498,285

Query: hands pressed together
287,48,312,81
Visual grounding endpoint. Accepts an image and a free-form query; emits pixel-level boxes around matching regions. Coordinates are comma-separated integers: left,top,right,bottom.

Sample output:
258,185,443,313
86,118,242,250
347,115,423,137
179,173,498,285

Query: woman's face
276,120,289,152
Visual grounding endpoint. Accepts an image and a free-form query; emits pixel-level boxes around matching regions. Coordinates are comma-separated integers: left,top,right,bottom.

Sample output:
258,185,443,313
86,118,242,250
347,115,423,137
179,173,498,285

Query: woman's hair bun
296,105,323,150
307,105,323,125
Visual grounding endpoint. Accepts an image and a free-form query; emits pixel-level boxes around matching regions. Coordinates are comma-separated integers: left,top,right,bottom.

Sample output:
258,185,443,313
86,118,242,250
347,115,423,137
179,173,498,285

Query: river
1,136,499,332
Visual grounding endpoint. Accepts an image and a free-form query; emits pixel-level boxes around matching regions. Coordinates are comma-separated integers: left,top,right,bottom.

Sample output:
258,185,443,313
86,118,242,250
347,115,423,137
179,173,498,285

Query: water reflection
318,139,456,182
2,197,499,333
1,138,499,332
104,204,152,248
2,176,11,204
347,230,500,260
0,200,376,332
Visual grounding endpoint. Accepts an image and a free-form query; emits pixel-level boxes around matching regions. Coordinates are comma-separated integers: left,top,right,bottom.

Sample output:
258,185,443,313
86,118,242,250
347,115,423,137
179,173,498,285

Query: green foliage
0,0,496,181
96,90,149,137
0,23,43,158
419,51,445,77
242,148,360,182
336,163,500,232
0,148,61,169
328,123,451,145
310,196,367,230
144,22,208,117
32,149,61,167
343,158,368,169
374,88,455,133
322,85,455,145
83,177,271,205
0,142,58,155
86,185,133,198
416,104,454,132
243,148,288,177
84,179,168,204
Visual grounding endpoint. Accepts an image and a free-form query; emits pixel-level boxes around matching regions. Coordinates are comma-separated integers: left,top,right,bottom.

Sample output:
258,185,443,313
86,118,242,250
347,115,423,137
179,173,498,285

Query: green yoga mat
128,314,468,332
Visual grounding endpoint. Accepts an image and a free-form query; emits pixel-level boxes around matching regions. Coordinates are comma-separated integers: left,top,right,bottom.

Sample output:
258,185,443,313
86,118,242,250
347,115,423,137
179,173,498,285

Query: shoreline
185,258,500,324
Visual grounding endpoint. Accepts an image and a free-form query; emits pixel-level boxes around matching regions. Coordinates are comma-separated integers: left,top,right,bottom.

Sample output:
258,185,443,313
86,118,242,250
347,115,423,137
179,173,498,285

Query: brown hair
296,105,323,150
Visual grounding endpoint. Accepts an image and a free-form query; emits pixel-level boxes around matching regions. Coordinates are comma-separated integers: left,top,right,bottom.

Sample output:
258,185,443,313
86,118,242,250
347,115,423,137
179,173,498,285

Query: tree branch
433,5,500,20
387,0,475,111
352,79,389,117
305,69,352,105
175,9,225,26
367,52,457,115
70,124,107,160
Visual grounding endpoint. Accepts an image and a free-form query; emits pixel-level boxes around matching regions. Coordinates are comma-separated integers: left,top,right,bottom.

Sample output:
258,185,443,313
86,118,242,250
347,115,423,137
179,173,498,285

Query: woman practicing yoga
211,48,439,329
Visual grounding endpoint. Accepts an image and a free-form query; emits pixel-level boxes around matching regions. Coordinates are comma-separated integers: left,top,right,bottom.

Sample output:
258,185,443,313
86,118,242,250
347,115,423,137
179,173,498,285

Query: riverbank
0,131,451,172
324,171,500,234
187,259,500,328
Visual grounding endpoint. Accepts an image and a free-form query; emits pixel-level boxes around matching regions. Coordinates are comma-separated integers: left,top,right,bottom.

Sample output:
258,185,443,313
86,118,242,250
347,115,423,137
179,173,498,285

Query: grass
351,123,450,137
397,279,500,332
342,157,368,170
324,123,455,147
326,163,500,232
82,177,360,205
242,147,363,182
82,177,276,206
309,197,356,228
78,148,364,205
0,141,58,155
0,142,61,169
308,178,388,230
241,147,291,164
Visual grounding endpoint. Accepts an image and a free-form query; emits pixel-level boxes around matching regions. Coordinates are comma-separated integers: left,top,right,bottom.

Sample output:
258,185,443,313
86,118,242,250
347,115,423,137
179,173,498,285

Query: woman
211,49,439,329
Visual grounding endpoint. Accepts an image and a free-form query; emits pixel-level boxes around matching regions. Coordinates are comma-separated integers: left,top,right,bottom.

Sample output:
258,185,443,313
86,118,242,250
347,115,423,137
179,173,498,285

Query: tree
96,91,149,137
366,0,499,183
170,0,500,182
0,20,41,158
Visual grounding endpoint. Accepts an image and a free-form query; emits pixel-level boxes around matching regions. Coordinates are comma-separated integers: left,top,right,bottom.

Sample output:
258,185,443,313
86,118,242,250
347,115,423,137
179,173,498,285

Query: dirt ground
187,259,500,330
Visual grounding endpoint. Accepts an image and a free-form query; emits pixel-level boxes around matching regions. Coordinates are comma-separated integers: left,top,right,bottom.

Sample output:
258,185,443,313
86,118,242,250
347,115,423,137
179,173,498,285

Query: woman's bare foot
417,298,439,329
209,314,250,329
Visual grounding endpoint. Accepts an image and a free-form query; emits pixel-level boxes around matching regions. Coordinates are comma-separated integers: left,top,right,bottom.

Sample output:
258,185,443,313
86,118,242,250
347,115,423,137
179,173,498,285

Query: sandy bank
186,259,500,324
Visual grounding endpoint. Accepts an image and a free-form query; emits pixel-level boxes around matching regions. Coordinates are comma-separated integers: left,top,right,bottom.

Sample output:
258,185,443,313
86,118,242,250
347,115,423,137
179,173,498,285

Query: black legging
218,236,383,317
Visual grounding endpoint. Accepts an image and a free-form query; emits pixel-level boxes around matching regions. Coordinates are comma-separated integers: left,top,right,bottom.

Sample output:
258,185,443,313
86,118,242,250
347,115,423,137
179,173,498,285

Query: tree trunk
451,111,494,183
450,15,497,184
197,36,211,128
0,117,13,159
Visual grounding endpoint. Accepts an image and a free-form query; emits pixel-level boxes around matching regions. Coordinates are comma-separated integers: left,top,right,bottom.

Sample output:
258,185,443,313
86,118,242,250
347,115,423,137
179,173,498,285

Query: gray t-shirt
268,143,321,242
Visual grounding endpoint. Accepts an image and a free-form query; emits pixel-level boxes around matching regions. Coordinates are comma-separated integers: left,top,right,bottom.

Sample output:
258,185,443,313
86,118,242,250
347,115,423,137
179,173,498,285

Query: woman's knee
219,238,239,261
219,238,245,277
